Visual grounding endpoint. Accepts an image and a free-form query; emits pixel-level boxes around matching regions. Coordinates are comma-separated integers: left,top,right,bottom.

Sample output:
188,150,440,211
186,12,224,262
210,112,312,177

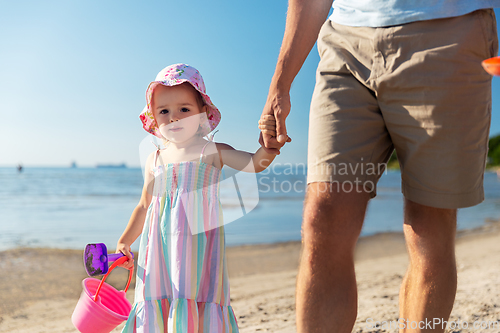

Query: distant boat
96,163,127,168
17,164,23,172
70,161,77,168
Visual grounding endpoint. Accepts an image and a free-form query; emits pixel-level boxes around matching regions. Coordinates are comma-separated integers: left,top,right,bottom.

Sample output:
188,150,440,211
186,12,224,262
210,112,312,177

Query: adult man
259,1,499,332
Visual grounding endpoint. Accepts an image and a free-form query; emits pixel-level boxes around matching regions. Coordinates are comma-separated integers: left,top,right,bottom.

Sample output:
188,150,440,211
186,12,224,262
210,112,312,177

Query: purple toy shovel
84,243,134,277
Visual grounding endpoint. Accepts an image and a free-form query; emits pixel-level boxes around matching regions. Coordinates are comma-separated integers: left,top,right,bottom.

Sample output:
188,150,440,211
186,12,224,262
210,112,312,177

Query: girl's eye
181,108,190,113
159,109,169,114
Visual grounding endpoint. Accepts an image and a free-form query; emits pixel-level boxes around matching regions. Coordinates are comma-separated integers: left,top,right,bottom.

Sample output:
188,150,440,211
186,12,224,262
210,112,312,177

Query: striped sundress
122,142,239,332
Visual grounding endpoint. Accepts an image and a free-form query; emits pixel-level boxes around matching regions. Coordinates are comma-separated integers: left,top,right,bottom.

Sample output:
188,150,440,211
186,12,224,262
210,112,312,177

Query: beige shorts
307,9,498,209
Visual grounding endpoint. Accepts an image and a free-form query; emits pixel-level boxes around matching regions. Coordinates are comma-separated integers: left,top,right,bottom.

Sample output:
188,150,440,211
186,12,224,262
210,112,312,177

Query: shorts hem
306,174,377,198
402,183,484,209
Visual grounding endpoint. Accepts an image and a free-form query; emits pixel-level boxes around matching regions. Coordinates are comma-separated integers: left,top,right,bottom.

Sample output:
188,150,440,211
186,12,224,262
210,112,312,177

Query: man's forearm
271,0,334,92
260,0,332,151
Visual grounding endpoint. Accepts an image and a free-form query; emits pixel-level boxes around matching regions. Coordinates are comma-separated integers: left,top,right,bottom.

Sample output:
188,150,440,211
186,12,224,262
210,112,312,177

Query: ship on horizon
95,163,127,168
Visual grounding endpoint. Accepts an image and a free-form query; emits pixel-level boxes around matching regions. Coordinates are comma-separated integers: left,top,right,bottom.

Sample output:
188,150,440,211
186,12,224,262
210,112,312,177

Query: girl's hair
183,82,206,110
158,82,208,148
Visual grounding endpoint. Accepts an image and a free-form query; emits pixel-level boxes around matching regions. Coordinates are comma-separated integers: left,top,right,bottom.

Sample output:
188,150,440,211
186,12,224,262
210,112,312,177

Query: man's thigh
307,20,394,198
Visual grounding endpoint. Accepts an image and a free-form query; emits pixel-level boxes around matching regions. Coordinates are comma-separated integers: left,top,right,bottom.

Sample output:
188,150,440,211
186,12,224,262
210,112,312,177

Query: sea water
0,166,499,251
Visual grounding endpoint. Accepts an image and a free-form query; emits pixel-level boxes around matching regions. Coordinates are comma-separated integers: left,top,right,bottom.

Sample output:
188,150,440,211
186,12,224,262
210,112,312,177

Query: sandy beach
1,221,500,333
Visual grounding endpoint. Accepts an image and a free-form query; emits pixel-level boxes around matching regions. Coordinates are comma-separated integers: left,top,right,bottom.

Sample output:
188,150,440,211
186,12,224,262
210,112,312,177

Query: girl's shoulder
201,141,222,169
214,142,235,151
146,149,162,174
146,150,159,166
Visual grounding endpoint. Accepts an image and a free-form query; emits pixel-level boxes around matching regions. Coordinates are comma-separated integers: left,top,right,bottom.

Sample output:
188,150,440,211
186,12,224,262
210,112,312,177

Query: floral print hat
139,63,221,138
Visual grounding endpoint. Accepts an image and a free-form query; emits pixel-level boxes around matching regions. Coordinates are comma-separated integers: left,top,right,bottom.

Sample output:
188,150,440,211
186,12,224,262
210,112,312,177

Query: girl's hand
258,115,292,142
116,242,135,270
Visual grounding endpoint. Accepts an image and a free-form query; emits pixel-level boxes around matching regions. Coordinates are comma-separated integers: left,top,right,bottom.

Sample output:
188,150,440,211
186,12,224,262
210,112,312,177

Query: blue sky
1,2,500,167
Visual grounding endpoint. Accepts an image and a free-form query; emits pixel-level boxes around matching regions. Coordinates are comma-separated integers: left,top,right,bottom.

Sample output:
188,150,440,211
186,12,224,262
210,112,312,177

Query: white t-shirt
330,0,500,27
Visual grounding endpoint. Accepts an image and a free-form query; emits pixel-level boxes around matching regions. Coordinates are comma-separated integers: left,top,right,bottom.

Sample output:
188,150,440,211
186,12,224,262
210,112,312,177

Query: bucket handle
93,255,133,302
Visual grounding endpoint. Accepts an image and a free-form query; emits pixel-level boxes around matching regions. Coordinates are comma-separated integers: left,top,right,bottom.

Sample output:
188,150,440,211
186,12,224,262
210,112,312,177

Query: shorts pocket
478,9,499,58
317,20,334,58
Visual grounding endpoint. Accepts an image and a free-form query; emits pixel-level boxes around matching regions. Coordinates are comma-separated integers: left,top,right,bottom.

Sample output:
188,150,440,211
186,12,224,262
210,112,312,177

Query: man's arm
260,0,334,154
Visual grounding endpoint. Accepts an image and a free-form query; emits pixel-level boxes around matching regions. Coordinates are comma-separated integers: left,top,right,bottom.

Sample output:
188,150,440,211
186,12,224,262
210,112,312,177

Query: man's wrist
266,82,291,109
270,71,293,93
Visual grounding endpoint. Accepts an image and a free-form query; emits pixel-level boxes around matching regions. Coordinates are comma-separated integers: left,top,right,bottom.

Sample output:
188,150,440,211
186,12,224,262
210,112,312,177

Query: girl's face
152,83,208,143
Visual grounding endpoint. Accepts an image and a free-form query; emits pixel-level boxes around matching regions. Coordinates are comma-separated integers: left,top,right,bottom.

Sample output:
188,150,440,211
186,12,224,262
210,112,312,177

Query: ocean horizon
1,166,499,252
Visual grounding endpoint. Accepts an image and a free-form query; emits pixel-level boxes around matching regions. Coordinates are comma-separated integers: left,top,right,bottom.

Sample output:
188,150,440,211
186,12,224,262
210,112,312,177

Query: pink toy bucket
72,256,133,333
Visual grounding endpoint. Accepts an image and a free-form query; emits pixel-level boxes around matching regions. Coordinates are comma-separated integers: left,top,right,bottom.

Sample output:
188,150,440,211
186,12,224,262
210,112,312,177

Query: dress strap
199,141,211,163
151,141,161,169
154,149,160,168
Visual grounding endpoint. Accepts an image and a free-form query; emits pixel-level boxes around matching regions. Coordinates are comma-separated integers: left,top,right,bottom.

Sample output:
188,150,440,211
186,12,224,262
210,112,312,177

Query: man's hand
259,114,292,155
259,90,292,155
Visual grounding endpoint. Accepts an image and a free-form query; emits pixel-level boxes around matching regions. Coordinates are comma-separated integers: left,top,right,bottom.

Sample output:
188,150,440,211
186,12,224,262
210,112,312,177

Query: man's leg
296,182,370,333
399,199,457,333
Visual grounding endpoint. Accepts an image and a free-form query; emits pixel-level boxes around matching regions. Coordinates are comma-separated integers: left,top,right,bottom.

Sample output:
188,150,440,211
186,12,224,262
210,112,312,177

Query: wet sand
1,222,500,332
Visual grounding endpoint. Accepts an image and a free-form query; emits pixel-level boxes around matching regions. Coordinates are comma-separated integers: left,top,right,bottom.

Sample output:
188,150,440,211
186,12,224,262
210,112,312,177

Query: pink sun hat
139,63,221,138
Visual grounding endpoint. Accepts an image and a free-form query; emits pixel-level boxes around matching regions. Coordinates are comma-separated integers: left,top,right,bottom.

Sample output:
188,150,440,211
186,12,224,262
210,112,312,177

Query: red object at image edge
482,56,500,76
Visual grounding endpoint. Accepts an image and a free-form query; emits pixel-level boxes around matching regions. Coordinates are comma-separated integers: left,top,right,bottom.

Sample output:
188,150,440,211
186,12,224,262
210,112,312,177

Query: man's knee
404,200,456,238
404,199,457,228
303,182,339,225
403,199,457,265
302,182,369,248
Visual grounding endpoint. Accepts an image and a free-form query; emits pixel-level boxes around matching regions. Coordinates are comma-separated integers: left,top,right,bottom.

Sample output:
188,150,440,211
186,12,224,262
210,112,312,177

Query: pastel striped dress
122,142,239,332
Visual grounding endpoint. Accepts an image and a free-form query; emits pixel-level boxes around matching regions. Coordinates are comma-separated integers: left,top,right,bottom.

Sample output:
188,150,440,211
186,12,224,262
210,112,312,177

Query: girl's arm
115,152,155,269
216,142,277,173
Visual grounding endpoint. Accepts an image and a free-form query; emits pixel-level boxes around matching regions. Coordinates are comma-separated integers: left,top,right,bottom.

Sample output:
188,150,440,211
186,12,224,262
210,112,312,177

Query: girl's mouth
170,127,183,132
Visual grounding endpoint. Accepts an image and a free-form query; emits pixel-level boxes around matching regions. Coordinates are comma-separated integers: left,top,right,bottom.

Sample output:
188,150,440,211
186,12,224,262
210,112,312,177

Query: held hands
259,115,292,145
116,242,135,270
259,90,292,155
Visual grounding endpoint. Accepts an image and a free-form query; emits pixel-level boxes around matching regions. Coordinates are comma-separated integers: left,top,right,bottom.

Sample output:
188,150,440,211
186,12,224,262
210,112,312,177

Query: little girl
116,63,282,332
